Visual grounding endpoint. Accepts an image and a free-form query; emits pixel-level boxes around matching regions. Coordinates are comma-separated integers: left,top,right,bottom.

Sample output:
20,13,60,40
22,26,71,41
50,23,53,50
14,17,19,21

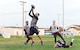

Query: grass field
0,35,80,50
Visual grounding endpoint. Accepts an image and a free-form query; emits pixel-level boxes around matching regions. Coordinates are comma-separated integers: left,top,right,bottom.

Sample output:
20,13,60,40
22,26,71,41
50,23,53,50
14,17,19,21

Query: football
31,5,35,9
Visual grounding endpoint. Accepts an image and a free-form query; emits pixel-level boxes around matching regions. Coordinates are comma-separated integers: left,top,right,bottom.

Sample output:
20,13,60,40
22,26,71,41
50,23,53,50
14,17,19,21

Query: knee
28,37,30,40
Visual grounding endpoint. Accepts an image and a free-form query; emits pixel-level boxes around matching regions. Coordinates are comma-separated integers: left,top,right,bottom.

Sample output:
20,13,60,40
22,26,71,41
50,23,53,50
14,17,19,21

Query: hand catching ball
31,5,35,9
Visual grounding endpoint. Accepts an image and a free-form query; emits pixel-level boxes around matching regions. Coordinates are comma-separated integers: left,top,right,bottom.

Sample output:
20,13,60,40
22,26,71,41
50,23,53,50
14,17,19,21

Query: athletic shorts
29,26,39,36
62,45,69,48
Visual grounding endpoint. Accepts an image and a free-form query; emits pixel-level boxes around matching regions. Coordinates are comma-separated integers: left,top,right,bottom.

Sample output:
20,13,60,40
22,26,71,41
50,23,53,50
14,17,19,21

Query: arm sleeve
57,27,58,29
50,26,52,30
31,9,35,16
29,8,34,18
31,9,38,19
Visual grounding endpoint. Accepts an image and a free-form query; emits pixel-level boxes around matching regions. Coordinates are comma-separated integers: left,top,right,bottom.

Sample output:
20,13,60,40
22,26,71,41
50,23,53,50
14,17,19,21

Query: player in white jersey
24,21,30,46
50,20,66,44
50,24,58,33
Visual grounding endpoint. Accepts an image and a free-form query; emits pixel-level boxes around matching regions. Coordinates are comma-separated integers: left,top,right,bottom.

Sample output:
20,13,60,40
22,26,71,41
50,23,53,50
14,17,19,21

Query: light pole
58,14,60,26
20,1,26,37
62,0,64,37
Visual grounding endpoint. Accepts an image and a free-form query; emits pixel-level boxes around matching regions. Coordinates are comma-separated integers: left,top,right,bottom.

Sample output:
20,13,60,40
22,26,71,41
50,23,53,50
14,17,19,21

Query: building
0,26,45,38
67,25,80,36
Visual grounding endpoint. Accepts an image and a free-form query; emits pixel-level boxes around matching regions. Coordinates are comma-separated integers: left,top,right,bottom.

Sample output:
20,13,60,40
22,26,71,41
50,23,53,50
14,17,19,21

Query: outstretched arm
29,5,35,18
29,8,33,18
31,5,35,16
31,9,35,16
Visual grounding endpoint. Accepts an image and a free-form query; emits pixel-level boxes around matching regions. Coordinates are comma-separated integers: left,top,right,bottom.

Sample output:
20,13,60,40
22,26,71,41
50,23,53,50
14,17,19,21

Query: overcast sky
0,0,80,28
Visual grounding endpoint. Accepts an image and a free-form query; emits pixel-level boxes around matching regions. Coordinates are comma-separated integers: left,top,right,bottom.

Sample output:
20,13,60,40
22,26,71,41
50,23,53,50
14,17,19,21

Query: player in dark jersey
28,5,43,46
54,39,74,48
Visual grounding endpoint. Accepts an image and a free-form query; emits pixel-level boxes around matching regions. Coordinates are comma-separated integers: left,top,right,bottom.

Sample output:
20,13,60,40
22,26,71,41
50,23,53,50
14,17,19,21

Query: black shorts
62,45,69,48
29,26,39,36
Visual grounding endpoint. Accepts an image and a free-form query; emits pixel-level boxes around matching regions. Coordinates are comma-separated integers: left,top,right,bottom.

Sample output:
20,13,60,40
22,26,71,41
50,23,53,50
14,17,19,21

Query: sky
0,0,80,28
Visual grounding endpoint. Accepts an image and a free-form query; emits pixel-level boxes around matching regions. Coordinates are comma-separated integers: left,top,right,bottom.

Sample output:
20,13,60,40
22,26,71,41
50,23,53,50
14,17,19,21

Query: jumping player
50,20,66,44
28,5,43,46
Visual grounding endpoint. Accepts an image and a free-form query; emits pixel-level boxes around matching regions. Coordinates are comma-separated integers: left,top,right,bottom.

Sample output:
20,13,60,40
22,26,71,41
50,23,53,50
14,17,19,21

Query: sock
31,38,34,43
71,39,75,42
70,42,73,46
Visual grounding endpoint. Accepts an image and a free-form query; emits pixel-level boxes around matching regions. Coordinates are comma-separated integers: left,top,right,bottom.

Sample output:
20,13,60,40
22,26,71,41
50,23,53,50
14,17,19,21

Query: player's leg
24,29,30,45
29,27,35,46
24,35,30,46
29,35,34,46
69,42,73,48
53,33,57,43
63,38,74,48
26,35,30,43
69,38,75,48
37,34,43,46
35,28,43,46
58,32,66,44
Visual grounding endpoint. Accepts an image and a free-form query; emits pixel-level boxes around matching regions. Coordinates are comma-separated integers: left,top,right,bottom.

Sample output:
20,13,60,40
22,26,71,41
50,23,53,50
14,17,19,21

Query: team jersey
29,9,38,27
24,25,30,34
57,41,64,47
50,25,58,33
56,41,70,48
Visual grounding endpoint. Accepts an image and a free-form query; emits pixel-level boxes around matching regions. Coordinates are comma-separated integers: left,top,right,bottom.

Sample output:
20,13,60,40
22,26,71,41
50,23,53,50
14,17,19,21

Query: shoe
24,42,27,46
41,41,43,46
31,41,34,46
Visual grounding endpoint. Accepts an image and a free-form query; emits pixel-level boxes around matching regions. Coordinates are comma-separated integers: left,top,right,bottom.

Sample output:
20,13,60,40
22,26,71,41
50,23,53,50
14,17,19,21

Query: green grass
0,36,80,50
